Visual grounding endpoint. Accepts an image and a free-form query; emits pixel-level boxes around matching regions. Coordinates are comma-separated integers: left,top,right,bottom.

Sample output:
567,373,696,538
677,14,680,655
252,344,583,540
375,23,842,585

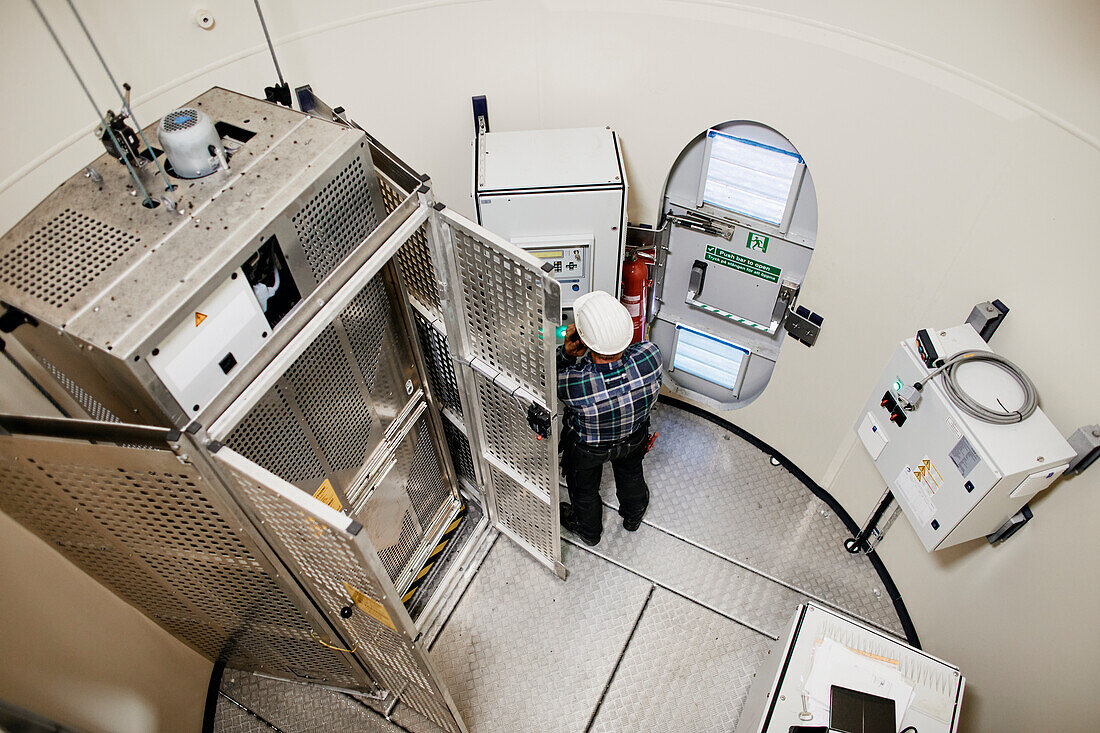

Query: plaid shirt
557,341,663,446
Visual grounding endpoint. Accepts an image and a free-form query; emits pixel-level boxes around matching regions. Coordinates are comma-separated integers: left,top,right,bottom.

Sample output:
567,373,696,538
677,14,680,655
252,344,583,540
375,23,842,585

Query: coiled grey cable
917,350,1038,424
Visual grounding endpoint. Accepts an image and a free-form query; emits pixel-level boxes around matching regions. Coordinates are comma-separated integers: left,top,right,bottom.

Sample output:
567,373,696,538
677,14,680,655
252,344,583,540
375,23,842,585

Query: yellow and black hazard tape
402,503,467,608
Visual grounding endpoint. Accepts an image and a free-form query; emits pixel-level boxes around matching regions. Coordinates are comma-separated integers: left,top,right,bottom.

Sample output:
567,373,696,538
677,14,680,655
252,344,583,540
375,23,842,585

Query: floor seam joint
583,583,655,733
600,500,903,639
562,536,779,641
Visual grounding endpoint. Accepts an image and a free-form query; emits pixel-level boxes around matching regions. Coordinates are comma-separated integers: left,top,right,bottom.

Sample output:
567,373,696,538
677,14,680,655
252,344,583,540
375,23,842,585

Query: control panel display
527,244,591,308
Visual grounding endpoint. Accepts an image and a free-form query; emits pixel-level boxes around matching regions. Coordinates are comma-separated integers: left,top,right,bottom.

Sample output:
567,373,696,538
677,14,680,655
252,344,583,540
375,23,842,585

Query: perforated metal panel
414,312,463,417
473,372,553,498
395,221,443,314
222,388,326,484
448,224,551,400
487,465,556,560
429,209,563,576
0,433,372,689
293,156,380,284
377,172,407,216
214,448,465,732
224,272,417,497
347,413,456,588
37,356,120,423
0,209,141,313
443,419,476,486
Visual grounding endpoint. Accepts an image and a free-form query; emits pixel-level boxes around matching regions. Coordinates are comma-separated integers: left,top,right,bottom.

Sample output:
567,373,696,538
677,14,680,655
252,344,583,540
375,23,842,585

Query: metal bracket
472,95,490,135
987,504,1033,544
0,304,38,333
844,488,894,554
783,305,824,347
966,299,1009,342
667,211,735,240
1066,424,1100,475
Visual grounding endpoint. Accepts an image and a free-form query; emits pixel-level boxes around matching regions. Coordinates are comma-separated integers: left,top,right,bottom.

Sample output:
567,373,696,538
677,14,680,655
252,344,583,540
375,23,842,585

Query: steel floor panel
600,403,904,636
219,671,403,732
566,518,811,639
589,588,774,733
213,697,274,733
427,537,651,733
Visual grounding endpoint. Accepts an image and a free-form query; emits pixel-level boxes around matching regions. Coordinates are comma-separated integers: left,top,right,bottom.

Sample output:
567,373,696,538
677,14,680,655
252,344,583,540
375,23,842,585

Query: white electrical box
857,325,1074,551
474,127,627,309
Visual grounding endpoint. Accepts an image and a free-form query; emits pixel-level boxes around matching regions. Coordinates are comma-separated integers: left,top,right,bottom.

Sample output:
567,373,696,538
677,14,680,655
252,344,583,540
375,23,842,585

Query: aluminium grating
0,436,369,688
487,465,556,562
448,225,549,401
220,457,462,733
37,356,120,423
0,209,141,313
293,156,380,285
395,220,444,315
414,310,463,417
225,272,408,489
475,373,553,499
443,420,476,485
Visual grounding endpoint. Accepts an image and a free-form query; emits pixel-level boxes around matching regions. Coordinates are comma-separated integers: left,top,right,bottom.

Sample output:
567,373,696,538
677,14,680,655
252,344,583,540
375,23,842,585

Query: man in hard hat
557,290,662,546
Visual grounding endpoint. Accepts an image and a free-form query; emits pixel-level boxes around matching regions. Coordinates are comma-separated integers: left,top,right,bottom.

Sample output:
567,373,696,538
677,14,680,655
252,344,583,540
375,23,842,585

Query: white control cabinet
856,325,1074,551
474,127,627,309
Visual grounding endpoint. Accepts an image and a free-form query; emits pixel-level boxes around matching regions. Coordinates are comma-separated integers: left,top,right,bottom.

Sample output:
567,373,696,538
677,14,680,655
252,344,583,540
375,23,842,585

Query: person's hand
563,324,588,358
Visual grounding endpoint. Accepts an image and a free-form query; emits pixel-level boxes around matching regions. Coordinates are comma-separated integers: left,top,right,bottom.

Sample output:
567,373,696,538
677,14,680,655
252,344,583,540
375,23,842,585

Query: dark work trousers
562,423,650,541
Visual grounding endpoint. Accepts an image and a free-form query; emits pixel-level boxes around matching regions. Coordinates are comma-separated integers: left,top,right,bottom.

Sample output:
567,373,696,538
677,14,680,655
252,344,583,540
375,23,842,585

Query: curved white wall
2,2,1098,730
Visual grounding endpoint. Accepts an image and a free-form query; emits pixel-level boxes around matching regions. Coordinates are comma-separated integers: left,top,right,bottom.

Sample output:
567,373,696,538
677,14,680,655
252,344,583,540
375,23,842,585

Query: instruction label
704,245,781,283
949,436,980,478
895,465,935,525
312,479,343,511
343,581,397,632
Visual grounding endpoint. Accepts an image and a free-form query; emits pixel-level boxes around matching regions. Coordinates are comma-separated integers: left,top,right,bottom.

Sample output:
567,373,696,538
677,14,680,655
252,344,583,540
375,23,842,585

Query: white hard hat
573,290,633,355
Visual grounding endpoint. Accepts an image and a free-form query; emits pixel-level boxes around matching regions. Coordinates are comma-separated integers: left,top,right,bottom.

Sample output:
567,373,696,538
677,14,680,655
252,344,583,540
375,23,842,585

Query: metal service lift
0,88,565,733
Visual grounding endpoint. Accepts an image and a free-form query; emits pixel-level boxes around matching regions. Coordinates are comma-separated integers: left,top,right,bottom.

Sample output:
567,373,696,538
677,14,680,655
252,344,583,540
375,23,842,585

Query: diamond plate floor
570,518,812,639
589,589,774,732
217,671,403,732
215,400,908,731
601,403,904,636
428,537,651,733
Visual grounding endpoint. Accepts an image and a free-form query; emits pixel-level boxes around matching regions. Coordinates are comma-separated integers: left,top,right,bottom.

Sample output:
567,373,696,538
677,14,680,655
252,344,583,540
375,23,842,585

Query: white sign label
894,466,936,525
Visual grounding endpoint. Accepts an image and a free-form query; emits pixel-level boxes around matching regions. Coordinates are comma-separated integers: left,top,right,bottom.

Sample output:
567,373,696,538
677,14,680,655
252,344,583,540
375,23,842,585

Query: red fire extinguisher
621,254,649,343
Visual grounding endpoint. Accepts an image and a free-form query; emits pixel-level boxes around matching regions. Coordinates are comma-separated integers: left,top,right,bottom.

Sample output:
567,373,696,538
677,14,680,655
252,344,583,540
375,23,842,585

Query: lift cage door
210,445,467,733
383,173,565,580
0,425,376,691
380,172,564,576
204,195,465,609
435,209,564,576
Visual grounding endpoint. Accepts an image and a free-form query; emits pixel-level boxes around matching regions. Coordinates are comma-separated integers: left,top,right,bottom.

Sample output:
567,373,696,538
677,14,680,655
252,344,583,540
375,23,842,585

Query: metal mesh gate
0,430,372,690
382,172,564,576
437,211,563,575
213,447,465,732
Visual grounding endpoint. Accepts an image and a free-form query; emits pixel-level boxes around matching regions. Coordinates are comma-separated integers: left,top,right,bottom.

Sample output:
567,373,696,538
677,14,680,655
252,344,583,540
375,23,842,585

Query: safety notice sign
704,245,781,283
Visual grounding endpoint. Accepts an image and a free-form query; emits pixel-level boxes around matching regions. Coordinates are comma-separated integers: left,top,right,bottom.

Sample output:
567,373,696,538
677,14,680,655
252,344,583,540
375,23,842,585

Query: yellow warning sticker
312,479,342,511
343,581,397,632
913,457,943,492
194,312,208,327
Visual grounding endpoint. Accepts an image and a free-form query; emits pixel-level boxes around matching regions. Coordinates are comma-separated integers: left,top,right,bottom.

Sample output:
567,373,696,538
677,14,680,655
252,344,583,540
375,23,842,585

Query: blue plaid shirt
557,341,663,446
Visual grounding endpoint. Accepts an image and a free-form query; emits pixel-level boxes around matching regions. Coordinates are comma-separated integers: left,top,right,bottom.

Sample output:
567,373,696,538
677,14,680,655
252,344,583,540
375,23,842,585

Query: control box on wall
856,325,1074,550
474,127,627,309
